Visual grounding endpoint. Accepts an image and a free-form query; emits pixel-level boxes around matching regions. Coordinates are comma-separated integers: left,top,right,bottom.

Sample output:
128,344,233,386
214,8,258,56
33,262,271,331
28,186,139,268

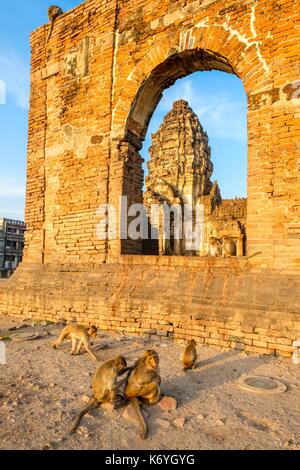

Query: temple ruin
144,99,246,256
0,0,299,358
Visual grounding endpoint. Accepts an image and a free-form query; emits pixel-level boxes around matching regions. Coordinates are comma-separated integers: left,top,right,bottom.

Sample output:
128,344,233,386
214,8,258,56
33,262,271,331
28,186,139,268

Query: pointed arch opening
119,49,248,258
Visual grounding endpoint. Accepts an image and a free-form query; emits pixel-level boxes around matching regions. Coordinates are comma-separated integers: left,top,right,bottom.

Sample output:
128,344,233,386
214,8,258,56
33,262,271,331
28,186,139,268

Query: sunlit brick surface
0,0,299,355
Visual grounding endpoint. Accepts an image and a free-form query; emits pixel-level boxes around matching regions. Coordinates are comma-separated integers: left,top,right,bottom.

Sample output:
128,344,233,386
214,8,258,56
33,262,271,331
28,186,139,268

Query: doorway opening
121,50,247,257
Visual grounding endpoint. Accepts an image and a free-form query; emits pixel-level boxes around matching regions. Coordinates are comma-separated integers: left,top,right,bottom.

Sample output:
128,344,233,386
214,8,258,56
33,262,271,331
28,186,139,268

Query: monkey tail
130,397,148,440
70,398,99,434
247,251,262,260
47,22,54,43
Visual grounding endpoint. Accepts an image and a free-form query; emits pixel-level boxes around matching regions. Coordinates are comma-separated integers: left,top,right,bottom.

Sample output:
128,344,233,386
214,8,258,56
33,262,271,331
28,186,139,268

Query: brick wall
0,0,299,355
0,258,299,357
21,0,300,268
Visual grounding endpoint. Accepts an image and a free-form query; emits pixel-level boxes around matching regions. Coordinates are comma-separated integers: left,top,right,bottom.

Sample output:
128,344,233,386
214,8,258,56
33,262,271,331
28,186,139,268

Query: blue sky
141,71,247,198
0,0,247,222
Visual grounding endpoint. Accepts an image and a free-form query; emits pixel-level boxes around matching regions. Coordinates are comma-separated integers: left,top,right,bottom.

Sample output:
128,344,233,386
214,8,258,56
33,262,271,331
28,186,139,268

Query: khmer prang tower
144,100,246,256
145,99,213,207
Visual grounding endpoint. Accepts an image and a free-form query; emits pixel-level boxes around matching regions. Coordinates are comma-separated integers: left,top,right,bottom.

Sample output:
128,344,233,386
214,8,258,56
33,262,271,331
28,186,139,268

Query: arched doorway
115,49,248,256
141,72,247,256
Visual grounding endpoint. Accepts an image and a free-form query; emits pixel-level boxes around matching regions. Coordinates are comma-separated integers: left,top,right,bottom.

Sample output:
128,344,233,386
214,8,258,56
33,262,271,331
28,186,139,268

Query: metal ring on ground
237,375,287,394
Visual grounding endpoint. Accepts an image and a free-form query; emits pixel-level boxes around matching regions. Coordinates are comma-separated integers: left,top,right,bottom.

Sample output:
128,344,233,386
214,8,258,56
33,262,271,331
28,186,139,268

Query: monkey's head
188,339,196,347
144,350,159,370
210,237,218,245
48,5,63,21
87,325,98,338
114,356,127,373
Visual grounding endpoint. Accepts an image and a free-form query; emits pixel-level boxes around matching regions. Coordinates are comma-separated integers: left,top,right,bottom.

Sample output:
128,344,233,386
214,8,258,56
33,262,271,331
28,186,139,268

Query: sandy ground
0,315,299,450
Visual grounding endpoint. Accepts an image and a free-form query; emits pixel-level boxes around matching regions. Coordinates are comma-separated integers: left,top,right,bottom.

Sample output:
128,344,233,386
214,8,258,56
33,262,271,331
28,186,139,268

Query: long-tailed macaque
125,350,161,439
47,5,63,42
209,237,222,257
182,339,197,371
221,236,237,257
53,324,98,361
70,356,128,434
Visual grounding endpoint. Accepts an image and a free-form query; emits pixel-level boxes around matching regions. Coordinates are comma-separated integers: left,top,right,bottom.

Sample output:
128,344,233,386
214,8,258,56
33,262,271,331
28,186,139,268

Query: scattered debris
77,426,89,436
197,414,207,420
156,418,171,430
172,417,186,429
215,418,227,426
156,396,177,411
81,395,91,404
101,402,115,413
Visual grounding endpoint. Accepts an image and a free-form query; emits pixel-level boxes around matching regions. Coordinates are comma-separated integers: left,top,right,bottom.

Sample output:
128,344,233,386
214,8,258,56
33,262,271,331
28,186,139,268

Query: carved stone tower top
145,99,213,208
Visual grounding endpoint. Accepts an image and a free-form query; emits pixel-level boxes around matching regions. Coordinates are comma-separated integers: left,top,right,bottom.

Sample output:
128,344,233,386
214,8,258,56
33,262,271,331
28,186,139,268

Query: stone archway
124,48,236,143
0,0,299,357
111,47,252,257
12,0,297,271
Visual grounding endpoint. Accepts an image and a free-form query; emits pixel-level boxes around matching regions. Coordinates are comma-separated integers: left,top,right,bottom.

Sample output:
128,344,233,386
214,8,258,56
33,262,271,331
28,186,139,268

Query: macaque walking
53,324,98,361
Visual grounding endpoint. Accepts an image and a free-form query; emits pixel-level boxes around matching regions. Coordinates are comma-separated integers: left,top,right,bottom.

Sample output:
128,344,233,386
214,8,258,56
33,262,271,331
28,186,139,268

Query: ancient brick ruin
144,99,246,256
0,0,299,358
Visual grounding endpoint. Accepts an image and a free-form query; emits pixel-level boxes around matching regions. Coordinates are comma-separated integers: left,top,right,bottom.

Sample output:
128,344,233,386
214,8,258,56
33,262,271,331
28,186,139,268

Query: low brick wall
0,257,299,358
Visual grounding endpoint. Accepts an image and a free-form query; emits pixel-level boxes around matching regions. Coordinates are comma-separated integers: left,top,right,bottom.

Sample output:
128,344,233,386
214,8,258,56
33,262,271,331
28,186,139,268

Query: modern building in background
0,218,26,278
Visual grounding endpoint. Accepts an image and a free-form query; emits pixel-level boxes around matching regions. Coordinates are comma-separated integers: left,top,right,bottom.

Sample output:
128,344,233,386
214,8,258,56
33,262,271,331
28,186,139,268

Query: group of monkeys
52,324,198,439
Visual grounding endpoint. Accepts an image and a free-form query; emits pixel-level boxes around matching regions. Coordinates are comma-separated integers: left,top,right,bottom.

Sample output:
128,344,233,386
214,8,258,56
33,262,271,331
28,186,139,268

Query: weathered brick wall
0,0,299,356
26,0,120,265
22,0,300,268
0,258,299,357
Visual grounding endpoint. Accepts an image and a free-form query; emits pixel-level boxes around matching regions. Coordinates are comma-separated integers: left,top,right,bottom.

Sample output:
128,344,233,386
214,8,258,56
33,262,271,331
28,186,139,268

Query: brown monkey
182,339,197,371
125,350,161,439
53,324,98,361
47,5,63,42
221,236,237,257
70,356,128,434
209,237,222,257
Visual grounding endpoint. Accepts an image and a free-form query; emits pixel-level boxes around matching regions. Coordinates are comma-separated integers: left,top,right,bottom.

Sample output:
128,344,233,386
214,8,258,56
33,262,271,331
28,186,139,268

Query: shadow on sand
162,351,275,405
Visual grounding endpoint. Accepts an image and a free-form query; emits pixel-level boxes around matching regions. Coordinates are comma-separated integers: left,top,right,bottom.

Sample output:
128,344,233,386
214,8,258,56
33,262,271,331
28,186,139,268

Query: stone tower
144,99,214,255
144,99,247,256
145,100,213,209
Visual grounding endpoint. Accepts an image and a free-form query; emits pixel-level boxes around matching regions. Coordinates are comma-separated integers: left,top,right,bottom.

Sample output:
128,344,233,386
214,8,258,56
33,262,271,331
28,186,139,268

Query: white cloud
158,78,247,142
0,178,25,197
0,47,30,109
